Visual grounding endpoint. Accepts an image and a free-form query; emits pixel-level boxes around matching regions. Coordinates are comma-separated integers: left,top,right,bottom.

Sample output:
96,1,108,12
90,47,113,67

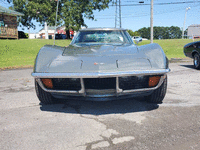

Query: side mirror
135,38,142,44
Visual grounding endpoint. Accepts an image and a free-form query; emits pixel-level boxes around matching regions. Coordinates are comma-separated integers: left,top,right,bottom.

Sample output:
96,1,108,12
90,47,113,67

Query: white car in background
132,36,148,41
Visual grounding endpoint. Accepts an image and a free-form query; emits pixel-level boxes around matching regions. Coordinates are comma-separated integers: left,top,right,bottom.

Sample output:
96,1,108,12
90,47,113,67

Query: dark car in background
184,41,200,69
55,34,67,39
18,31,28,39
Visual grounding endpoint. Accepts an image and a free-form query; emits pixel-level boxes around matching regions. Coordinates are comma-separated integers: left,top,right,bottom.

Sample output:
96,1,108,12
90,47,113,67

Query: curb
0,66,33,71
169,58,193,63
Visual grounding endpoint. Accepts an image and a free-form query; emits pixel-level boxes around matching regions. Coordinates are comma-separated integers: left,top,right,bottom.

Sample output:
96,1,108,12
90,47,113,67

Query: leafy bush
25,33,29,38
18,31,28,39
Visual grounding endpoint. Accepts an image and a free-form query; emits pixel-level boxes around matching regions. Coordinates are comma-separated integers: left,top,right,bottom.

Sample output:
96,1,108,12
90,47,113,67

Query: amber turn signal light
41,79,53,89
149,76,161,87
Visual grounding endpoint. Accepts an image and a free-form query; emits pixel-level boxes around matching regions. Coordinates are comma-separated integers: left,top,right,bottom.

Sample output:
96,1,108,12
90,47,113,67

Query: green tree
7,0,112,31
137,27,150,39
168,26,182,39
137,26,182,39
25,33,29,38
184,28,188,38
162,27,170,39
153,26,170,39
127,29,140,37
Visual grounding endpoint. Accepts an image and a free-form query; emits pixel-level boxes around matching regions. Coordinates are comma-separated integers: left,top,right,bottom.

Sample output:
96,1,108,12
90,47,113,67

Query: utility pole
26,0,31,39
150,0,153,43
115,0,118,28
182,7,190,39
45,22,48,39
54,0,59,45
28,26,30,39
119,0,121,28
114,0,121,28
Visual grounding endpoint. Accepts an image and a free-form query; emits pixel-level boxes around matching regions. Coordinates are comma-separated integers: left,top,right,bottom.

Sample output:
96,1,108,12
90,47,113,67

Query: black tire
145,76,167,103
194,53,200,70
35,79,54,104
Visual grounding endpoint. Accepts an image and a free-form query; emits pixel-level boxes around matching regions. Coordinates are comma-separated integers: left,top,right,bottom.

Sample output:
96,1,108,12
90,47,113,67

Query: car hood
46,44,152,73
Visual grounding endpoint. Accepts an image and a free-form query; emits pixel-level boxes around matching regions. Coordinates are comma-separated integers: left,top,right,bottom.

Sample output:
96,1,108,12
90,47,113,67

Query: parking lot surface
0,62,200,150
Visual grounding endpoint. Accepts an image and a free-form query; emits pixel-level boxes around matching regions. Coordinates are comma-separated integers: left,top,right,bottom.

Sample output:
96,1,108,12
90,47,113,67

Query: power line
95,3,200,19
109,1,200,6
122,4,200,18
96,0,200,19
124,0,148,2
124,0,150,2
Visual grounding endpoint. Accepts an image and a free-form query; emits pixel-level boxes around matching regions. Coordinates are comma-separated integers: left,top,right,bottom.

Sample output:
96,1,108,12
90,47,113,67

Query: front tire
35,79,54,104
145,76,167,104
194,53,200,70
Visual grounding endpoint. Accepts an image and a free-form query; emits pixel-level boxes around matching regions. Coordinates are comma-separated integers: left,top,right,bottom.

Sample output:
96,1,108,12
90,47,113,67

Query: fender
137,43,168,69
34,45,65,73
192,50,200,58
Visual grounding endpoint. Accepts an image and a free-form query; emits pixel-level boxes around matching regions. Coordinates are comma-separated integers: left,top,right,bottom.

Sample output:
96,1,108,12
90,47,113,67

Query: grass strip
0,38,194,69
0,39,71,69
138,39,194,59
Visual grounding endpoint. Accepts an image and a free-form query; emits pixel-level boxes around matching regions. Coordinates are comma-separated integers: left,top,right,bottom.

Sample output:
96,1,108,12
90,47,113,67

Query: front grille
45,75,156,92
52,78,81,91
119,76,149,90
84,78,116,89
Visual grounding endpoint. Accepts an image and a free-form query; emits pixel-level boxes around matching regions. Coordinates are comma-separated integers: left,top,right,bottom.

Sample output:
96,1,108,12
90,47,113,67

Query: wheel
145,76,167,103
35,79,54,104
194,53,200,70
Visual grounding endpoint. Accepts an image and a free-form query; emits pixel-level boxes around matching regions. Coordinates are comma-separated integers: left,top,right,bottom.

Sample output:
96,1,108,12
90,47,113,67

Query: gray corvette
32,28,170,104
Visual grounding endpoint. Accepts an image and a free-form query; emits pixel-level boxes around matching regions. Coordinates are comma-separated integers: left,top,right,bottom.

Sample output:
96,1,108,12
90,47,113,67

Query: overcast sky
1,0,200,33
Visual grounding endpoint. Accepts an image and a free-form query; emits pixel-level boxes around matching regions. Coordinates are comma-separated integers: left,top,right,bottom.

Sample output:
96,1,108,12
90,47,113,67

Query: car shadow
180,64,194,69
40,97,159,115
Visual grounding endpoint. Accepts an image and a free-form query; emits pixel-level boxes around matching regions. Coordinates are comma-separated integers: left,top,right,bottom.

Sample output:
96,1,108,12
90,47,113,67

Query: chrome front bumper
33,69,169,98
32,69,170,78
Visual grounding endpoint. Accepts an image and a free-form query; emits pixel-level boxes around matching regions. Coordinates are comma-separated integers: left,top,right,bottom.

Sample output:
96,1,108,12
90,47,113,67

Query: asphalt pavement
0,61,200,150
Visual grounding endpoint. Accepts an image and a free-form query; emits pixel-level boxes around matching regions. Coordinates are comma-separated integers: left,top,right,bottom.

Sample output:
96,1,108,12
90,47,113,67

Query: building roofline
188,24,200,27
39,26,56,32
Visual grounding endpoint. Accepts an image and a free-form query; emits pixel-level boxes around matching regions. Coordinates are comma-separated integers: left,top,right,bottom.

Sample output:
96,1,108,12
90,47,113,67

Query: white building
38,26,56,39
29,26,83,39
29,33,40,39
188,24,200,39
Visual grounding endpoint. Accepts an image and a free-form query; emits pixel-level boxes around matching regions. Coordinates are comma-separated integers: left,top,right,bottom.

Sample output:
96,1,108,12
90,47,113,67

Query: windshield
73,30,133,45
